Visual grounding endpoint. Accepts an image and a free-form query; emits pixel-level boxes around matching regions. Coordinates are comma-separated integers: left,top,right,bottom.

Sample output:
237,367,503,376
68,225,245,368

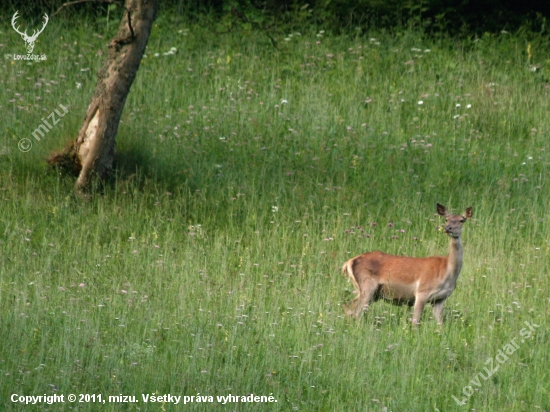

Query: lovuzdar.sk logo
11,11,49,54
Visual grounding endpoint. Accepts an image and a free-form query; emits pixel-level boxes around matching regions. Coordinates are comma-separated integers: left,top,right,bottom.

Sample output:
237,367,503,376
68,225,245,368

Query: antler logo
11,11,49,54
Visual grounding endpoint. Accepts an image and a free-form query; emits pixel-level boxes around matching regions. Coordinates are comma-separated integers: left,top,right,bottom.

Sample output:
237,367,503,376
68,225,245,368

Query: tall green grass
0,14,549,411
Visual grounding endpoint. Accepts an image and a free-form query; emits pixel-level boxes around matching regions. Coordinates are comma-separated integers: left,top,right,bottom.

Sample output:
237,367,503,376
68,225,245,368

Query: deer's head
437,203,473,239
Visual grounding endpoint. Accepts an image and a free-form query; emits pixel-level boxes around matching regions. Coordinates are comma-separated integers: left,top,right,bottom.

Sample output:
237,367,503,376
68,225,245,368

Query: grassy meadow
1,12,549,411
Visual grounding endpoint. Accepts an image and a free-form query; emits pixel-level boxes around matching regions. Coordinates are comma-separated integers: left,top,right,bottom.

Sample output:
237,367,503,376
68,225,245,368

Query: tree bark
48,0,159,194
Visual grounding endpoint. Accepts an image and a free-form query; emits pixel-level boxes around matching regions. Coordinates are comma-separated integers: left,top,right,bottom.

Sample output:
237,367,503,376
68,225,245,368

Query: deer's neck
447,236,463,280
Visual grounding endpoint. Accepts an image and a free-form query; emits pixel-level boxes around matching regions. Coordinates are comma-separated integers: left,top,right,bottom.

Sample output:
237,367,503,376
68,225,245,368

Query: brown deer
342,203,473,325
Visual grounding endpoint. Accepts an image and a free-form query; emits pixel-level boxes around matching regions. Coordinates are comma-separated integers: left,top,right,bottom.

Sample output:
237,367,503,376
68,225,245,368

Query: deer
342,203,473,325
11,11,49,54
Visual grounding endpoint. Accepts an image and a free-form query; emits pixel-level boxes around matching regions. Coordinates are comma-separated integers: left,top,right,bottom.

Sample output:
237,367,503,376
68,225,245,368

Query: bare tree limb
230,6,279,50
52,0,125,18
208,5,279,50
52,0,135,45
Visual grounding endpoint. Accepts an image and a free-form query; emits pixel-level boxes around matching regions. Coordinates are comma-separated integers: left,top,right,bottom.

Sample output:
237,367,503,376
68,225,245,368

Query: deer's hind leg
342,294,360,317
432,299,446,325
348,275,380,318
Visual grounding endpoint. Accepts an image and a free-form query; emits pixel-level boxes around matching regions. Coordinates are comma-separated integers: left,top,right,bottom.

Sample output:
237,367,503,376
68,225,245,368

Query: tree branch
208,5,278,50
52,0,125,18
231,6,279,50
53,0,135,45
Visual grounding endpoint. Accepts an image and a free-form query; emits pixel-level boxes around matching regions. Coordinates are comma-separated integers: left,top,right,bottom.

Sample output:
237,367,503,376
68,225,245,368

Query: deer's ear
436,203,448,217
463,207,473,219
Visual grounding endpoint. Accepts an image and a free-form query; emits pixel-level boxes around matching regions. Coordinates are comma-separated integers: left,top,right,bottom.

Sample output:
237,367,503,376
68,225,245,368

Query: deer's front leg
412,294,429,325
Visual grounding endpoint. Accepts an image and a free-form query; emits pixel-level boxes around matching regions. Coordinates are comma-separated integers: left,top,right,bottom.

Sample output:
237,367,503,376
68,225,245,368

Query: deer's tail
342,259,360,293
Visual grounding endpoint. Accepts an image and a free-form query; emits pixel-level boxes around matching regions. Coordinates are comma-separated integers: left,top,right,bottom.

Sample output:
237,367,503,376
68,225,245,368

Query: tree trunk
48,0,159,194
